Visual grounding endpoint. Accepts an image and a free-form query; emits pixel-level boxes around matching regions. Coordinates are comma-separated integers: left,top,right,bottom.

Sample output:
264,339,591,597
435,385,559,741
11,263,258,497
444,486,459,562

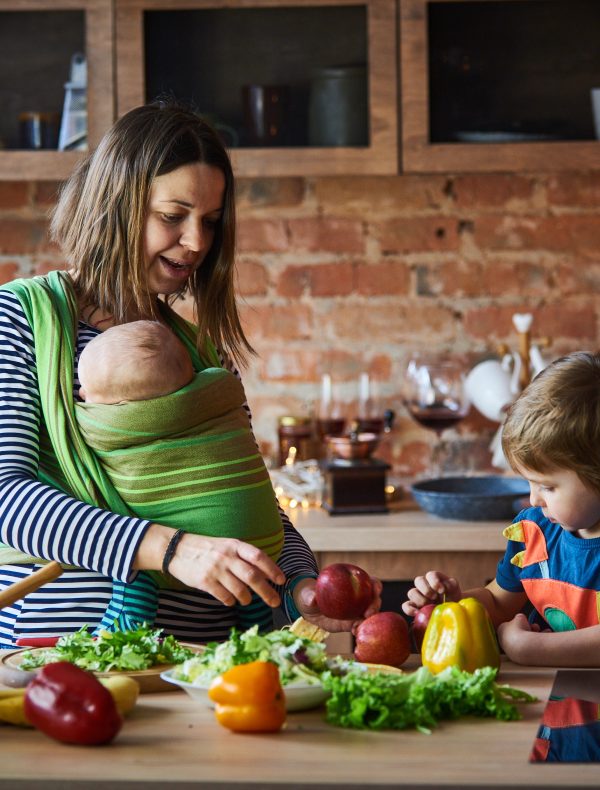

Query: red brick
478,260,554,298
236,258,268,296
239,303,313,341
356,260,410,296
417,260,483,298
464,302,598,343
275,265,309,298
314,175,449,213
473,215,600,254
237,219,288,253
535,302,598,342
0,219,52,254
375,217,460,253
288,218,365,254
546,173,600,208
309,262,354,296
236,178,305,208
259,349,321,382
0,183,30,211
452,174,536,209
276,262,355,297
553,259,600,295
0,261,21,284
322,302,456,343
32,181,61,208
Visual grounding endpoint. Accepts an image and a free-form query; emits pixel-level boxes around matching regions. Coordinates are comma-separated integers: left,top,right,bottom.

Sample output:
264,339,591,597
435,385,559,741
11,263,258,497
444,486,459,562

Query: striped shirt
0,290,317,648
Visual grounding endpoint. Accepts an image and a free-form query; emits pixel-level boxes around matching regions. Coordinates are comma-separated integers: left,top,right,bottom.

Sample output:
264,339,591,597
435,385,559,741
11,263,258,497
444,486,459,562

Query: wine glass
403,354,470,477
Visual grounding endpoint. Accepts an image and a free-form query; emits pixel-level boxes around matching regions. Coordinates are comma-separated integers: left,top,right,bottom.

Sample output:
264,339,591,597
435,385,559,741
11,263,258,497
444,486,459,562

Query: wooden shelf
400,0,600,173
0,0,113,181
115,0,398,176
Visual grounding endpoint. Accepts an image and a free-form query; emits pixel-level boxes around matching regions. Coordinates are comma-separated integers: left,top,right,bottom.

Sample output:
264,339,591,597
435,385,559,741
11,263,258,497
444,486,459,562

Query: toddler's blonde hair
502,351,600,496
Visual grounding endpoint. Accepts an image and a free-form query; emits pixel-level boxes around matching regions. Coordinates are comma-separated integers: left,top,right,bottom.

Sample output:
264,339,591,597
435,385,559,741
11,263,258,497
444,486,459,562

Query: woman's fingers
235,541,285,586
168,534,283,608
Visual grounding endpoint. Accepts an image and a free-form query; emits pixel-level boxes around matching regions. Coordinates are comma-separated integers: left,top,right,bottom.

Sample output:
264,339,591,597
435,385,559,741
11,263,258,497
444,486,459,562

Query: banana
0,694,31,727
0,674,140,727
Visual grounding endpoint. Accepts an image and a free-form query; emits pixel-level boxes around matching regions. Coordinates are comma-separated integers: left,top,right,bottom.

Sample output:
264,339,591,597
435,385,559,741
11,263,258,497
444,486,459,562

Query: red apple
410,604,438,652
354,611,410,668
315,563,374,620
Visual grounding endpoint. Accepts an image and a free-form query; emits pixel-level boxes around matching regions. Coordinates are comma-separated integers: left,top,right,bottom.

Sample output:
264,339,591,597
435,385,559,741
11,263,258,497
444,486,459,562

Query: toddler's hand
401,571,462,617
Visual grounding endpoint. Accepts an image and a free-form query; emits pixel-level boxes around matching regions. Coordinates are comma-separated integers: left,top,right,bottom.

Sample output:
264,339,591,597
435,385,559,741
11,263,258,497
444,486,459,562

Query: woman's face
143,162,225,297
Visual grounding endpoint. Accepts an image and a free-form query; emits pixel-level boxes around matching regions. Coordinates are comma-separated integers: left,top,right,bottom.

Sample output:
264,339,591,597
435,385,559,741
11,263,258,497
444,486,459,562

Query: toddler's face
518,465,600,537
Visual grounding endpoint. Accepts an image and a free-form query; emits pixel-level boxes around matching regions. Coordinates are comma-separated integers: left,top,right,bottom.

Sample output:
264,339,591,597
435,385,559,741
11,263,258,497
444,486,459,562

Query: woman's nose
181,223,203,252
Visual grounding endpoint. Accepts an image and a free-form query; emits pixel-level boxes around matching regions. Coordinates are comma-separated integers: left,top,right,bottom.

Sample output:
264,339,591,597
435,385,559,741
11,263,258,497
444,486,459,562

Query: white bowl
160,669,329,712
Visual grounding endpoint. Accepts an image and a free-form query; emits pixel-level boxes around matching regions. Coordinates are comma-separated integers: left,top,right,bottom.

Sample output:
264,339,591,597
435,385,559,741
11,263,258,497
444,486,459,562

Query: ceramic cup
465,360,513,423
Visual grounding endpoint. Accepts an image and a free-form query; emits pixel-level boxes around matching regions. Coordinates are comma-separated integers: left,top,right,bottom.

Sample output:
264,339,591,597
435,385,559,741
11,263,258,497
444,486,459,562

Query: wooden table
0,658,597,789
291,503,508,589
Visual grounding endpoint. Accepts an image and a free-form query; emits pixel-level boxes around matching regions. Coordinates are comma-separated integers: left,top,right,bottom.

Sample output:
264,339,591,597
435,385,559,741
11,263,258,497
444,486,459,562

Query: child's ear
78,386,87,401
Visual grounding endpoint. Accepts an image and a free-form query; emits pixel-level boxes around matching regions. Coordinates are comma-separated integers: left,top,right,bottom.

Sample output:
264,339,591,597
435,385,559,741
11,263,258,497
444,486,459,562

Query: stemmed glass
403,354,470,477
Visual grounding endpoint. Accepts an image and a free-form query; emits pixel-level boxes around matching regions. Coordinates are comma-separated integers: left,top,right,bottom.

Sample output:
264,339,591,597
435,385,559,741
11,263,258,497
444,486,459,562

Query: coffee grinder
321,412,394,515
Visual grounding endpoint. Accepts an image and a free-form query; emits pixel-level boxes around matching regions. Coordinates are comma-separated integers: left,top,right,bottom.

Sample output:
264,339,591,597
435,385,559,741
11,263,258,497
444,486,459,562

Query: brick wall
1,173,599,485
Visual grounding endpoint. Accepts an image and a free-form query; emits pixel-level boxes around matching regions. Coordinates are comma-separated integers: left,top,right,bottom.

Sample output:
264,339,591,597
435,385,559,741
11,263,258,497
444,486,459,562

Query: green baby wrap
0,271,283,633
75,367,285,587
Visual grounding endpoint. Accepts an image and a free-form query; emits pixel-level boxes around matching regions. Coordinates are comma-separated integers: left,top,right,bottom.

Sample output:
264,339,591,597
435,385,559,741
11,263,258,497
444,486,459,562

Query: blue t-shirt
496,507,600,631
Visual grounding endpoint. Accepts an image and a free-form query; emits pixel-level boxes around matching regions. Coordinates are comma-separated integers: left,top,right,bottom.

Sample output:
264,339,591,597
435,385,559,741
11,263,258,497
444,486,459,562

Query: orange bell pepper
421,597,500,674
208,660,286,733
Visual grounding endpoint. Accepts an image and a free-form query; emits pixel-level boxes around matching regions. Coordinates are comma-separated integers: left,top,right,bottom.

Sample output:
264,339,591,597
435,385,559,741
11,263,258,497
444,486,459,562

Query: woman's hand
292,576,383,634
401,571,462,617
137,525,285,608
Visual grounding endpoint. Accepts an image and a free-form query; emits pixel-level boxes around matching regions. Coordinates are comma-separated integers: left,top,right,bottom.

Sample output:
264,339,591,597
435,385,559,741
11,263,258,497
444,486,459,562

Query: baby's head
78,320,194,404
502,351,600,497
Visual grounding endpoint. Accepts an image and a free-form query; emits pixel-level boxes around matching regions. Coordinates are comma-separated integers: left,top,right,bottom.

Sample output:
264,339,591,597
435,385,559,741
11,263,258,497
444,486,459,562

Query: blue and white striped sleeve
0,291,151,582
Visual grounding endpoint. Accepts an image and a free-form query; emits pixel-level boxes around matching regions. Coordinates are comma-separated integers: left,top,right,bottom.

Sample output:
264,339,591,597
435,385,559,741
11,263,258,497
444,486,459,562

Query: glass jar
277,416,317,466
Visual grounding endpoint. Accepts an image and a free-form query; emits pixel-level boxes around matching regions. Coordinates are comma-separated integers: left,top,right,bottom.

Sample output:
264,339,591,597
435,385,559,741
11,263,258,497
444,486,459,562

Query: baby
403,351,600,667
77,320,284,633
78,320,194,404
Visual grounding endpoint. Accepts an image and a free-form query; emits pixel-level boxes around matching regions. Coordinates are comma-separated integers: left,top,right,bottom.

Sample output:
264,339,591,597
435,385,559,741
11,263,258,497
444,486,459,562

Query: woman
0,101,379,647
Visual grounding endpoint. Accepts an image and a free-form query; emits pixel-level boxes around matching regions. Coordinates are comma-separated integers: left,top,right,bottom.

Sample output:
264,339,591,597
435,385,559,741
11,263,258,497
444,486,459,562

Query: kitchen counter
0,658,597,789
291,501,507,588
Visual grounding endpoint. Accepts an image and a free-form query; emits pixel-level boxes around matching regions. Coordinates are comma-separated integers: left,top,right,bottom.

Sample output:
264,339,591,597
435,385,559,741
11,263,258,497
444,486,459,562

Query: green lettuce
18,624,195,672
321,665,537,733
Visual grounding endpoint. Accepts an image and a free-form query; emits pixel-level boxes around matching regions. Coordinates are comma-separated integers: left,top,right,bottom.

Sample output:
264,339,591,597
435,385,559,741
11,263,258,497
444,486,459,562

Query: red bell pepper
24,661,122,745
16,636,60,648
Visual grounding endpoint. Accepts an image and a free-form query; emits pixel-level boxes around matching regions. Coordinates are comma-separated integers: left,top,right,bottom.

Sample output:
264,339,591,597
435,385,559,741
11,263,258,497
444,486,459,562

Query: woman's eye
161,213,182,223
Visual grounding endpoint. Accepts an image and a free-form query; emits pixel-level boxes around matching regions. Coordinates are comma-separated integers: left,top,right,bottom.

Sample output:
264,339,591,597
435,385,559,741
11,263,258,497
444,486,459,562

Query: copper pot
326,432,379,461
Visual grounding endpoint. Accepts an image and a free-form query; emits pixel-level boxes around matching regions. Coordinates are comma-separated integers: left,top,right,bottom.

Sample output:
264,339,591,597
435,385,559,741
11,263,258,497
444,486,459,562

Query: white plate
160,668,329,712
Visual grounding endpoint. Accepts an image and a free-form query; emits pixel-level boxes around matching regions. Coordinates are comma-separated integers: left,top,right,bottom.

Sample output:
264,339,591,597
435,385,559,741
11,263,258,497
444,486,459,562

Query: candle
321,374,332,407
359,372,370,405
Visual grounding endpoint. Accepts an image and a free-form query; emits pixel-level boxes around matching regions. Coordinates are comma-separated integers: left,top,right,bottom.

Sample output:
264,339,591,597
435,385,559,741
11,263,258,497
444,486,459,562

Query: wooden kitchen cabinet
400,0,600,172
115,0,398,176
0,0,114,181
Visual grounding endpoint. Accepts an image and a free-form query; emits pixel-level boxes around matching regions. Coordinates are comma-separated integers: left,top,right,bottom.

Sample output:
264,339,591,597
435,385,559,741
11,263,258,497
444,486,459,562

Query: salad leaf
18,624,195,672
173,625,350,687
321,665,537,734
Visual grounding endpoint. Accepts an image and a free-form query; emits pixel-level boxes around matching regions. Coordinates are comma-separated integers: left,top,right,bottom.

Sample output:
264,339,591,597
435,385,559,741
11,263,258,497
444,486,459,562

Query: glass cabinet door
116,0,398,176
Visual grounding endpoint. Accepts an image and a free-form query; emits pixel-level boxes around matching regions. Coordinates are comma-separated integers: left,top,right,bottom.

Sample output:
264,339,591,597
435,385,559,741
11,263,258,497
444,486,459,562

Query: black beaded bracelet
162,529,185,576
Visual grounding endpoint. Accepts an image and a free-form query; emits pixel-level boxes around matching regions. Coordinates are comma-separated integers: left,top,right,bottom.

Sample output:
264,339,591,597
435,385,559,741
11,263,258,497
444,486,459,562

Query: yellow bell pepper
421,597,500,674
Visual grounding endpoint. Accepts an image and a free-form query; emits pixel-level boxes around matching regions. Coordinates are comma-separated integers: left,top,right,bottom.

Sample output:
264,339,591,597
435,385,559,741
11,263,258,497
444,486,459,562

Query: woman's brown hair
502,351,600,496
50,100,253,365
